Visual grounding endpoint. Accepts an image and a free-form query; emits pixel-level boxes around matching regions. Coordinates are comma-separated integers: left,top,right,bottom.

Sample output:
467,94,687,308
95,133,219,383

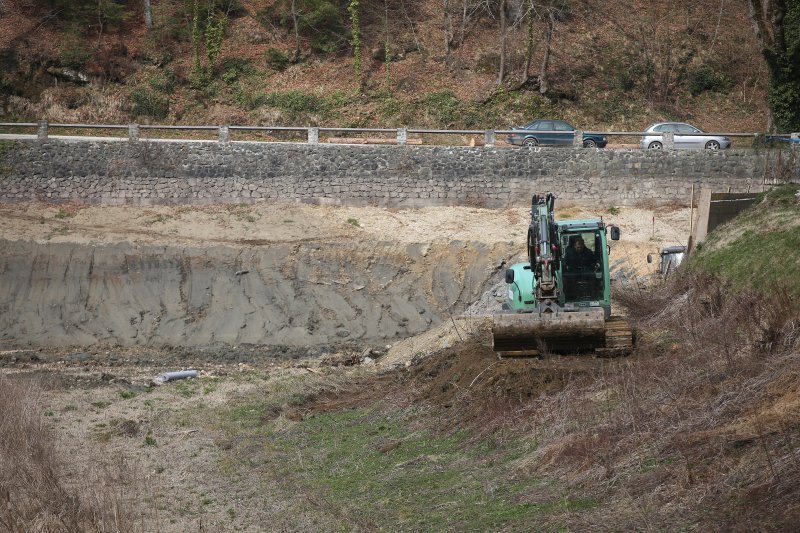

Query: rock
46,66,89,84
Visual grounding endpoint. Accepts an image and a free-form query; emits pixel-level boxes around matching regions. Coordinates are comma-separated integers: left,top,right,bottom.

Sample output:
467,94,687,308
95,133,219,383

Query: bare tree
538,6,555,95
497,0,507,84
443,0,452,63
143,0,153,29
521,0,536,84
290,0,300,60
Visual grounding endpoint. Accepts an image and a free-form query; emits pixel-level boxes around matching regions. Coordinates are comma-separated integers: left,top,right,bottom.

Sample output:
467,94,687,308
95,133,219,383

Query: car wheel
705,140,721,150
583,139,597,148
522,137,539,147
648,141,663,150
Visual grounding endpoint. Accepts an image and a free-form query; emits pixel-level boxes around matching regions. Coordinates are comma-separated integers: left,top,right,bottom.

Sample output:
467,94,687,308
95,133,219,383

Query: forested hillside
0,0,784,132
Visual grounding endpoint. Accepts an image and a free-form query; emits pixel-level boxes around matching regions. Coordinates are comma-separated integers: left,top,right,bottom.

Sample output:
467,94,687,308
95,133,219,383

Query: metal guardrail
0,121,797,149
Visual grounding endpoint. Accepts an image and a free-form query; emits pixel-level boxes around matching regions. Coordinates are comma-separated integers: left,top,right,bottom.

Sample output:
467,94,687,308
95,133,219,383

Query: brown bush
532,273,800,530
0,377,139,532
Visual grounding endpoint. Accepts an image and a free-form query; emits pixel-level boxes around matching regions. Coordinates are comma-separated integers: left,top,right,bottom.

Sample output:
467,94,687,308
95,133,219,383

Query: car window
554,121,572,131
535,121,554,131
677,124,695,133
652,125,665,132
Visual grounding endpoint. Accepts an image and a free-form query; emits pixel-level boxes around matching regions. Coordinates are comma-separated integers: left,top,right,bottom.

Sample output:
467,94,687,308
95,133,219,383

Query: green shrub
687,65,731,96
58,31,91,69
44,0,130,31
220,57,255,84
267,91,323,114
421,90,460,126
245,90,350,122
378,96,413,124
265,48,290,72
257,0,347,54
127,69,176,119
129,88,169,119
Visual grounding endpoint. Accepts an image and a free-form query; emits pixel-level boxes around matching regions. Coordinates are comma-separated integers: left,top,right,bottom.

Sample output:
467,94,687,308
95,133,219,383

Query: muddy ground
0,200,694,530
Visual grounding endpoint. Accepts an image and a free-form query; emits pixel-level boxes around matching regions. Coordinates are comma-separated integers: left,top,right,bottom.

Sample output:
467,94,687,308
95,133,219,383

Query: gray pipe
155,370,198,384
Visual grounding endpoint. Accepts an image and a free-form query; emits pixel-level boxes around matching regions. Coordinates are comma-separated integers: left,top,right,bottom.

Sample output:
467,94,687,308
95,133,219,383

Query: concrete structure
0,139,796,207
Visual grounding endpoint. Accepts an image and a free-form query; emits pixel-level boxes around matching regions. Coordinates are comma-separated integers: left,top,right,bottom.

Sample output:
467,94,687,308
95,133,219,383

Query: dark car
765,134,800,146
507,119,607,148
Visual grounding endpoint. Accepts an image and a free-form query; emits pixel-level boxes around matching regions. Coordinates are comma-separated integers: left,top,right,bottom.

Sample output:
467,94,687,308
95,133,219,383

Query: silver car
640,122,731,150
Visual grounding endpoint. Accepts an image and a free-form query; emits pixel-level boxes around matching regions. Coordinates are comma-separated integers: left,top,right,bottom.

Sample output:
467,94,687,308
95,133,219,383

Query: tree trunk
497,0,507,86
746,0,799,132
143,0,153,29
457,0,467,48
443,0,452,65
291,0,300,59
521,0,535,84
539,9,555,95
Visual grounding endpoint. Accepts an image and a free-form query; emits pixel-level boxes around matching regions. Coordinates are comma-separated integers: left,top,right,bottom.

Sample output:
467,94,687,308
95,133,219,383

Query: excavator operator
564,236,595,272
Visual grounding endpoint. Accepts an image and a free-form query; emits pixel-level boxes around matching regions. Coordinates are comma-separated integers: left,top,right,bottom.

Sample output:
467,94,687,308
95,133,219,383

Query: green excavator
492,193,633,357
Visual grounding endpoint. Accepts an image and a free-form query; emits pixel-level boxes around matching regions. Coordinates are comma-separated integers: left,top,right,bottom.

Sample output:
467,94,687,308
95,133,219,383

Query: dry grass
518,274,800,529
6,88,126,124
0,377,141,532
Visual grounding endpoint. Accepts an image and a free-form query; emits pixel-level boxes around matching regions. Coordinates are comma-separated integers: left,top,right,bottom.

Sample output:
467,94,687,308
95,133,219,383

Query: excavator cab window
562,231,604,302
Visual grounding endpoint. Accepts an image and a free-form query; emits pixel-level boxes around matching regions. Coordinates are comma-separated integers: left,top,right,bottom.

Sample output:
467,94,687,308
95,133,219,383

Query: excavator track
595,316,634,357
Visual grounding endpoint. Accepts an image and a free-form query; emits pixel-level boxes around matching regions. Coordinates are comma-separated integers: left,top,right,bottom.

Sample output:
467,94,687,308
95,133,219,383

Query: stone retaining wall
1,139,796,206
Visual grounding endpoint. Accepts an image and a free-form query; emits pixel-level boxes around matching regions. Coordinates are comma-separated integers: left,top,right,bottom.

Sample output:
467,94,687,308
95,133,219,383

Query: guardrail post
37,120,48,141
397,128,407,146
792,132,799,151
484,130,495,148
663,131,674,150
307,127,319,144
572,130,583,148
128,123,139,142
218,125,229,143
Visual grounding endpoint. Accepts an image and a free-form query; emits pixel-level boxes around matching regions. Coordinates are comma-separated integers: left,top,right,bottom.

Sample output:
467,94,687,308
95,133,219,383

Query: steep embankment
0,238,511,348
0,0,769,133
689,184,800,296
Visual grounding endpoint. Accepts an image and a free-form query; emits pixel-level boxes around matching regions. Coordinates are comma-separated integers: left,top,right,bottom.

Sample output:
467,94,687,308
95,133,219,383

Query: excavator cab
561,231,605,304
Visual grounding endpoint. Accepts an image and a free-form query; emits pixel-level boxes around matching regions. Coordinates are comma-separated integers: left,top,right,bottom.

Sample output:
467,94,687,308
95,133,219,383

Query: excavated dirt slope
0,201,691,351
0,239,506,347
